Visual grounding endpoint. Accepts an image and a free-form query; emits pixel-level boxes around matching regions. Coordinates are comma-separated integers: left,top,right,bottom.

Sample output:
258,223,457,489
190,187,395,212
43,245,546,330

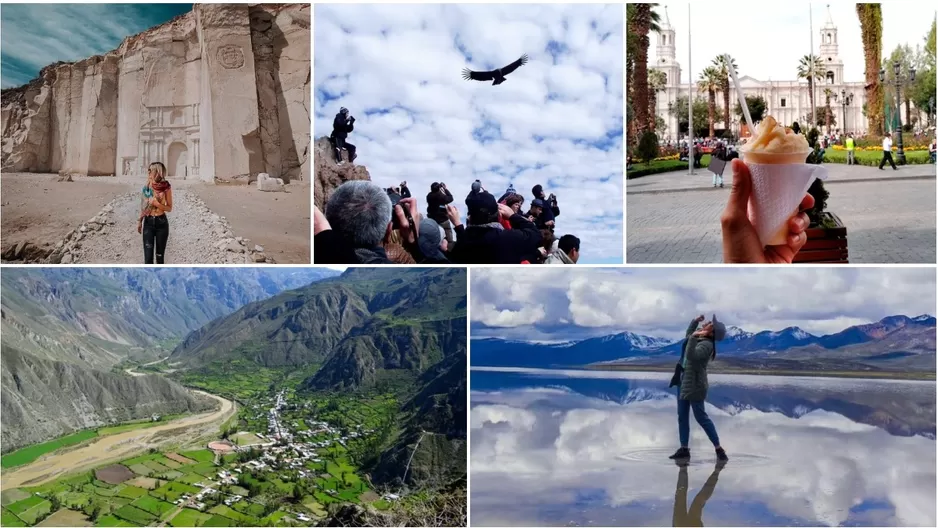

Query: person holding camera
449,187,542,264
531,184,559,230
331,107,356,164
427,182,455,243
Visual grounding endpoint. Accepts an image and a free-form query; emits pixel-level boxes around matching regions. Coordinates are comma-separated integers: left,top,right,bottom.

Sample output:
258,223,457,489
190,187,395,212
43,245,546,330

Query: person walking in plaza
845,133,856,165
879,133,898,170
669,314,729,463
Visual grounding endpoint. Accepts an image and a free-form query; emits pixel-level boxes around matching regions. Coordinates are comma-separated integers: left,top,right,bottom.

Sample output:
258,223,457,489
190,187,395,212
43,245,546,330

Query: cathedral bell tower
818,4,844,85
653,6,681,88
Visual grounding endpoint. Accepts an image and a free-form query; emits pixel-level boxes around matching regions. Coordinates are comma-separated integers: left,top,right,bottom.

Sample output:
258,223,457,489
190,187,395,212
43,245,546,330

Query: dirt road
0,391,235,489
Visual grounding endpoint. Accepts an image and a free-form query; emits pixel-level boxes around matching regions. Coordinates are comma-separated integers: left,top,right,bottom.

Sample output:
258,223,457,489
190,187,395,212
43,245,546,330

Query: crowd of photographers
314,180,581,265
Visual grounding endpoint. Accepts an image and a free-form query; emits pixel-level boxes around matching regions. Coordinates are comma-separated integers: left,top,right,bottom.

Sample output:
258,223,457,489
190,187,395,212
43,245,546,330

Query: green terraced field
1,431,98,469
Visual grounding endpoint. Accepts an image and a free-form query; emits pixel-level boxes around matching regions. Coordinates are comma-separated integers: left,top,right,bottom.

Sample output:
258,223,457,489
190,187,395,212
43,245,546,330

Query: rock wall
1,3,309,183
314,136,372,211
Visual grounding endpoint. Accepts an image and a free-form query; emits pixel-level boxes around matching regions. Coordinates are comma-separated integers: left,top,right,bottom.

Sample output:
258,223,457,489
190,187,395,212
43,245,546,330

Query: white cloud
314,4,624,263
653,2,934,85
471,384,936,527
471,267,936,338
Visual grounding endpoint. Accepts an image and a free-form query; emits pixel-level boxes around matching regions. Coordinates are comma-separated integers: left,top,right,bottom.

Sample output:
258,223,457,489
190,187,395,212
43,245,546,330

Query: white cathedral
651,8,891,141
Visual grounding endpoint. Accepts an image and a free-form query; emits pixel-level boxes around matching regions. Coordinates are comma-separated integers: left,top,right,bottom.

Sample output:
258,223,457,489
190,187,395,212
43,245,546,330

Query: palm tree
648,69,668,133
711,55,738,132
797,54,826,129
697,67,722,138
823,87,835,133
629,4,661,137
857,4,885,136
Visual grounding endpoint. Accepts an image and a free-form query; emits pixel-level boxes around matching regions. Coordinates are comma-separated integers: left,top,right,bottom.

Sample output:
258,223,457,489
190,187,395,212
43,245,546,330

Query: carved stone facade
1,4,310,183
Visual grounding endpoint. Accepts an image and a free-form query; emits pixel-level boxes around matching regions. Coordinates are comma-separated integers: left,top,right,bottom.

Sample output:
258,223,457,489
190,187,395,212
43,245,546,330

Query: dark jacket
449,215,542,264
537,196,560,225
313,230,391,265
332,113,353,139
679,318,715,401
400,184,411,199
426,188,454,223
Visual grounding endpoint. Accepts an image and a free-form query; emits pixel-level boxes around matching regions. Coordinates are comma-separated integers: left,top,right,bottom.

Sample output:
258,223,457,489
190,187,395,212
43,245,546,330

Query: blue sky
1,3,192,88
314,4,624,264
471,267,936,341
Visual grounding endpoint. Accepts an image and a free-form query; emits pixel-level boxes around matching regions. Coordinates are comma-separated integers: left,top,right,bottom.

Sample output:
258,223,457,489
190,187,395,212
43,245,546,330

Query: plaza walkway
626,163,936,263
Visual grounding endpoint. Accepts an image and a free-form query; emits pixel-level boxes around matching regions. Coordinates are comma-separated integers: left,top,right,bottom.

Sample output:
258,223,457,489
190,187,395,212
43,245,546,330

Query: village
1,389,403,527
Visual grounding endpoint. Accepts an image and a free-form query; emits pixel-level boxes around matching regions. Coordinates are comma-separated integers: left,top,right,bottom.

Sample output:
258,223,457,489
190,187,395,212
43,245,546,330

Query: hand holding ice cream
736,115,826,248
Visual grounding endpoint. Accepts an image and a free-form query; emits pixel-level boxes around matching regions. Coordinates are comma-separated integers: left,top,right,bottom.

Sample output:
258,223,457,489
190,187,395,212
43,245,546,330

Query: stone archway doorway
167,142,188,178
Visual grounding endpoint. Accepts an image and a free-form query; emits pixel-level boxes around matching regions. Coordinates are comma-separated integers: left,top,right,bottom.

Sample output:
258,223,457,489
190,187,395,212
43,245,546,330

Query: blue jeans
678,399,720,448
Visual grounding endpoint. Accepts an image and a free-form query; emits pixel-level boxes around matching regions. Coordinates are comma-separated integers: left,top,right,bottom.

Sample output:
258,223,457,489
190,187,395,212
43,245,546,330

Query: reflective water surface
470,368,936,527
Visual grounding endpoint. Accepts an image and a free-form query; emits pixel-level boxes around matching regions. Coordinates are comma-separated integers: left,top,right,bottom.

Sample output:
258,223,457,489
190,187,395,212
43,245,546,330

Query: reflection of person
672,461,725,527
721,160,815,263
138,162,173,264
669,314,729,462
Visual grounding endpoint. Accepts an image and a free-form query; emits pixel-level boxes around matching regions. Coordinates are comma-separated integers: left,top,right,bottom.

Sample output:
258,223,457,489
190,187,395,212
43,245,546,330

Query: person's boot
715,447,728,462
669,447,690,460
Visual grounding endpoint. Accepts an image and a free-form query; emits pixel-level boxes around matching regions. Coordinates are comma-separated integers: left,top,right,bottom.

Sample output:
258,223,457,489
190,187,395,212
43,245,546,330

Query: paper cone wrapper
746,162,828,246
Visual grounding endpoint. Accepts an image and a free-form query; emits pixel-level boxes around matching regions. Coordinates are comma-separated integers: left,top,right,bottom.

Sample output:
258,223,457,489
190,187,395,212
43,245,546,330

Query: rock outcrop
314,136,371,211
1,4,309,183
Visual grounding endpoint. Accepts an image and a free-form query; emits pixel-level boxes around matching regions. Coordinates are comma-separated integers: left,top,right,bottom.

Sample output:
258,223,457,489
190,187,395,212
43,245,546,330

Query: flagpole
809,3,815,129
688,2,694,175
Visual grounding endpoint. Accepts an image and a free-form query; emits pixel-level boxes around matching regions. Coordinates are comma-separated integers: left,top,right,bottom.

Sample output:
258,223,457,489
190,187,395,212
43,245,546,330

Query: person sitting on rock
448,187,542,264
315,180,419,264
330,107,356,165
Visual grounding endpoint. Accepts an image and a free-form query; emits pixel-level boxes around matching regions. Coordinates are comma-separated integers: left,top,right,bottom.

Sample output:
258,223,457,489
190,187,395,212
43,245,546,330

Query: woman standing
669,314,729,462
138,162,173,264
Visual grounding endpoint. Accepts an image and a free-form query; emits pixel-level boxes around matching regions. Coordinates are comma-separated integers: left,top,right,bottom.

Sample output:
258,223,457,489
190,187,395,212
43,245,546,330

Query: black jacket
332,113,354,139
426,188,454,223
449,215,542,264
313,230,391,265
537,196,560,225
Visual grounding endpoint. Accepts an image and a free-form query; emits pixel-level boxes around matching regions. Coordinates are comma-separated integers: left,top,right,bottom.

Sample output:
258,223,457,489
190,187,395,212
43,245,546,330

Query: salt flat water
470,368,936,527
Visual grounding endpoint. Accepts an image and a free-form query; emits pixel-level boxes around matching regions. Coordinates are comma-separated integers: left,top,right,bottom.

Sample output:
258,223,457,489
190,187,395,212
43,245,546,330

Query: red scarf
151,180,171,192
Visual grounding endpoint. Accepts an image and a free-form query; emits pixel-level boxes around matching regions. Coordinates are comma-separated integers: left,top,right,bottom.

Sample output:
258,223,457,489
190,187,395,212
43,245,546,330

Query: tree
629,4,661,139
712,55,738,132
670,96,720,137
648,69,667,132
697,66,722,138
823,87,835,133
909,20,936,127
882,44,917,132
796,54,826,128
857,4,885,136
654,115,667,135
734,95,768,124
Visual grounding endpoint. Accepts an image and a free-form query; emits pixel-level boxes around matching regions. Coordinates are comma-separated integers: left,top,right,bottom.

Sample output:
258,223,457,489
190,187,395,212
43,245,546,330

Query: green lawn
130,495,175,518
112,504,157,525
179,449,215,464
14,500,51,525
116,486,148,500
1,430,98,469
95,514,139,527
824,148,931,165
6,495,44,515
170,508,213,527
1,508,27,526
202,514,234,527
627,155,712,179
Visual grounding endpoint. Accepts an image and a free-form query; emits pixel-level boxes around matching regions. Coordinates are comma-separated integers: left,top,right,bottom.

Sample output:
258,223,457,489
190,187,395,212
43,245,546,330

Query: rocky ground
1,173,309,264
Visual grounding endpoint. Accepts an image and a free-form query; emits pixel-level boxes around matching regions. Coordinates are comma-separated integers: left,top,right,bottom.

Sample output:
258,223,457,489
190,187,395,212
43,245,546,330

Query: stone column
196,4,261,182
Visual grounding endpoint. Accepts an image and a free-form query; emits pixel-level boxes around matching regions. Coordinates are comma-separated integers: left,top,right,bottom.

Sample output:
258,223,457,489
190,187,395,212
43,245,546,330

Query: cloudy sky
651,2,935,84
471,267,936,341
0,4,191,88
314,4,624,264
471,382,935,527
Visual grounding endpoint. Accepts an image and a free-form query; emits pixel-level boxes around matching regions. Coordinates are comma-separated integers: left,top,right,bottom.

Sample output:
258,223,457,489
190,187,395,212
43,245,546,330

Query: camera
387,187,401,207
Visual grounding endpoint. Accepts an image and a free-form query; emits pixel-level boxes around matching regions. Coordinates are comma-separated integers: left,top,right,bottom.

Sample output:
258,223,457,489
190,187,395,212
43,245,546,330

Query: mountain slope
171,268,467,391
1,346,216,453
1,268,339,369
471,315,936,371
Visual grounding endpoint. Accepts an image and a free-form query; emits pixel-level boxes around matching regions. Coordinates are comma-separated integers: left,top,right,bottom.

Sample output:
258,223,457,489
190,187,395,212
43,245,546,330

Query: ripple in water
616,446,773,468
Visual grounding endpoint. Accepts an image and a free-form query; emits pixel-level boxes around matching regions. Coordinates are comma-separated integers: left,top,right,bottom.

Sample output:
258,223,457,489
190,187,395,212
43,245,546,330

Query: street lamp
668,101,673,142
929,96,935,128
839,89,853,137
879,60,916,164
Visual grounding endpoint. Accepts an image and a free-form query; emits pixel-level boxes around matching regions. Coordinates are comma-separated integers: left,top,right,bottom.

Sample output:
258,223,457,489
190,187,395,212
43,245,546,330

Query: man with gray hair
669,314,729,463
315,180,394,264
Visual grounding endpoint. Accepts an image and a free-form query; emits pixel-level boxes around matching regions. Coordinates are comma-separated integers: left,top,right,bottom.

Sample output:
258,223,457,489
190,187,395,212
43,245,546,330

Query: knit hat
466,190,498,223
471,180,483,193
711,314,726,341
418,218,446,261
430,182,441,193
531,198,545,208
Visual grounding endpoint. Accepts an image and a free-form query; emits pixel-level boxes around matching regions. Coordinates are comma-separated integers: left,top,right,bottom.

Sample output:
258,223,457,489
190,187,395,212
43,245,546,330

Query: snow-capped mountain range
471,314,936,370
